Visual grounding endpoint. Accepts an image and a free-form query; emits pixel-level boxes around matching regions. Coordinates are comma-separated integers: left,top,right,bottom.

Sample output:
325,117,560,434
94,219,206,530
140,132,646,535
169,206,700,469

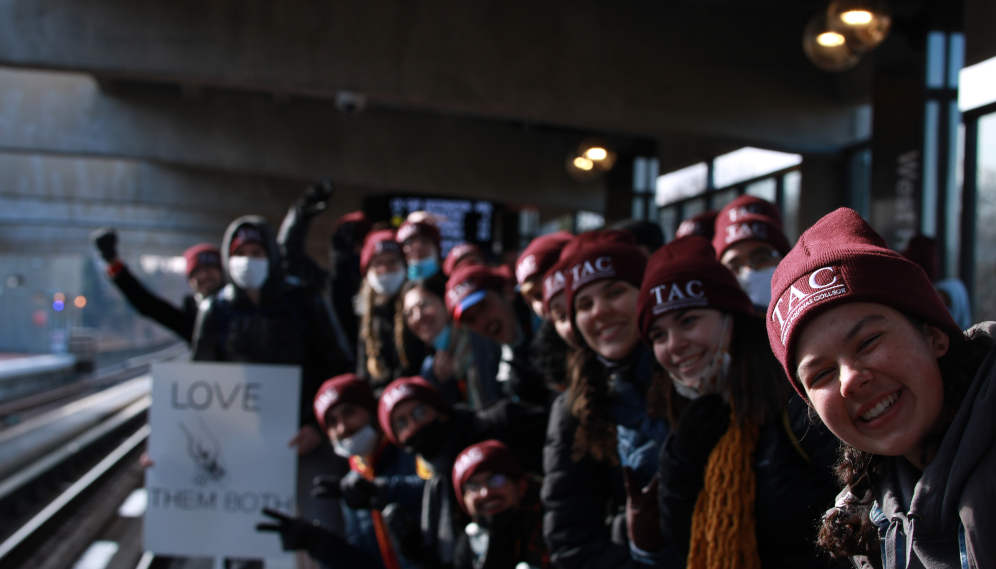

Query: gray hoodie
868,326,996,568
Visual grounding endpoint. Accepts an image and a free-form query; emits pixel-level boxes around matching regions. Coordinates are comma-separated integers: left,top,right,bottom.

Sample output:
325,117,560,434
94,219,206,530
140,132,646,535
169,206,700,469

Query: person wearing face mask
191,216,349,532
377,377,548,569
636,235,841,568
397,219,443,281
446,264,552,407
396,275,502,408
451,441,548,569
256,374,424,569
713,195,790,312
769,208,996,569
356,230,427,391
541,230,677,569
90,228,224,344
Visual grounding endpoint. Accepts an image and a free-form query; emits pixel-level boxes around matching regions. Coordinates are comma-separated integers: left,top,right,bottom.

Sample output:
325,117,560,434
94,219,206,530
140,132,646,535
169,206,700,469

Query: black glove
623,467,665,552
312,472,387,510
382,503,423,561
301,177,334,217
90,227,118,263
256,507,332,552
672,394,731,467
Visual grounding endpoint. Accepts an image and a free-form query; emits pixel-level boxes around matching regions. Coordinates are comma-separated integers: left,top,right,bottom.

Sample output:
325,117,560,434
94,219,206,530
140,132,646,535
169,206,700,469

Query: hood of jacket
220,215,282,292
873,326,996,567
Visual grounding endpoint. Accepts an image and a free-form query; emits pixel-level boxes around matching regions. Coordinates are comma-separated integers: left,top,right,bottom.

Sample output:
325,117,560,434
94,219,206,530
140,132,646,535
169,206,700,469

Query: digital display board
384,196,496,257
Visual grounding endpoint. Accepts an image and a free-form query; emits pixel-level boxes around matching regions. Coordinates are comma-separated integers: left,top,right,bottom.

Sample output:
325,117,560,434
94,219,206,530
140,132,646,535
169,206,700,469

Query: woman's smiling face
647,308,731,386
794,302,949,466
573,279,640,360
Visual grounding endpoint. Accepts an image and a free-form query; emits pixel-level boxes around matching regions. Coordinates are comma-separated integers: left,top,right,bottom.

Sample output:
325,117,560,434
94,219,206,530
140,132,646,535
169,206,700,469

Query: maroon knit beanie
360,230,404,276
377,377,450,446
766,208,961,399
541,261,568,316
229,224,265,256
674,211,719,241
712,212,790,260
638,236,754,346
396,220,442,251
445,264,510,321
717,194,784,228
183,244,221,277
515,231,574,286
562,230,647,324
443,243,484,276
313,374,379,433
451,440,525,515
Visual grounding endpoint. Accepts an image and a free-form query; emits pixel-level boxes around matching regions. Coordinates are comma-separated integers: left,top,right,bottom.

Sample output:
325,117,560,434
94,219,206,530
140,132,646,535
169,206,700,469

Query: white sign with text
145,361,301,560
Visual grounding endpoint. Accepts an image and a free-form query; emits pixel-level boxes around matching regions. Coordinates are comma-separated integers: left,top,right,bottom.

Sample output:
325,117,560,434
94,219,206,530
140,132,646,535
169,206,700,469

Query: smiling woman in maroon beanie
637,236,841,569
767,208,996,569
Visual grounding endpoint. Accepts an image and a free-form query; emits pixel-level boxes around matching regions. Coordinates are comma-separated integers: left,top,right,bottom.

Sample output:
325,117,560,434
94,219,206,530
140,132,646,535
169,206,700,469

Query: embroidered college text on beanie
562,230,647,324
313,374,379,433
637,236,753,347
445,264,510,321
360,230,404,276
443,243,484,276
229,224,265,256
712,212,790,260
376,377,450,446
766,208,961,398
451,440,525,514
718,194,784,228
675,210,719,241
183,244,221,277
515,231,574,286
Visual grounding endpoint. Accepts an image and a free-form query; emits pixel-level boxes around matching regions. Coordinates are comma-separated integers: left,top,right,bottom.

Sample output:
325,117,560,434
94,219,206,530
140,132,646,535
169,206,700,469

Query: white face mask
736,266,777,308
228,256,269,290
669,314,731,400
368,269,406,296
332,424,379,458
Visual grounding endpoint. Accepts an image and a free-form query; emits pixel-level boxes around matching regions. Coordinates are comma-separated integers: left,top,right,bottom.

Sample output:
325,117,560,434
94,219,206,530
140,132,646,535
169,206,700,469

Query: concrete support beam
0,0,869,151
0,67,604,212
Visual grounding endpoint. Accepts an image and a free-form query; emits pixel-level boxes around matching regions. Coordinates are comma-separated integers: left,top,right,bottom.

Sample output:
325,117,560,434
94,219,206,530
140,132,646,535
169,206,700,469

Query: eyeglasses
391,403,430,434
464,473,508,495
725,247,781,274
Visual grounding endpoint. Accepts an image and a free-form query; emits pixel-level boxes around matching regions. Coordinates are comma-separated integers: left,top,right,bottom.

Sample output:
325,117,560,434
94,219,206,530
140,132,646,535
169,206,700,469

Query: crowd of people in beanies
94,179,996,569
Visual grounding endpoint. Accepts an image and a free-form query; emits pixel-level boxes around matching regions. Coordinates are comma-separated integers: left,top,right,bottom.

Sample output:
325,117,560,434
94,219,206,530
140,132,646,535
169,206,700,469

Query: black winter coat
112,264,198,343
658,394,843,568
541,393,636,569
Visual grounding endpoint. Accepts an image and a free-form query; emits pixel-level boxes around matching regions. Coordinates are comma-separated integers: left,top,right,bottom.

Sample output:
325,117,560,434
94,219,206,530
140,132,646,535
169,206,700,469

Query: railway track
0,345,188,569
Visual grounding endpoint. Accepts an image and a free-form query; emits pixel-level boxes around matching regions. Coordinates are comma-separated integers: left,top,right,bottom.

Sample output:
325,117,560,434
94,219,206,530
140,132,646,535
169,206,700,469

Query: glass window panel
576,211,605,232
712,147,802,188
659,206,679,242
745,178,778,203
656,162,708,206
784,171,802,244
711,188,740,211
682,198,707,220
973,112,996,322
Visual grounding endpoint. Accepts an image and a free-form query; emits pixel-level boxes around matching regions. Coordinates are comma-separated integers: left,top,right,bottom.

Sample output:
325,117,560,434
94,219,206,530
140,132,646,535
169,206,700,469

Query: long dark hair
567,344,623,463
817,323,994,559
646,313,791,428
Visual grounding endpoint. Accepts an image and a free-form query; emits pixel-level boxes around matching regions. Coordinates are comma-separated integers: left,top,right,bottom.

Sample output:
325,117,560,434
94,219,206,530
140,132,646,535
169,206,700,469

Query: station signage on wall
144,361,300,560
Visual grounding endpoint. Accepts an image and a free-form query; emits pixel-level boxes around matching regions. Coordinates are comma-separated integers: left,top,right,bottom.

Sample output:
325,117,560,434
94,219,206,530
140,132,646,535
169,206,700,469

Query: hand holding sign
256,508,382,569
288,425,323,456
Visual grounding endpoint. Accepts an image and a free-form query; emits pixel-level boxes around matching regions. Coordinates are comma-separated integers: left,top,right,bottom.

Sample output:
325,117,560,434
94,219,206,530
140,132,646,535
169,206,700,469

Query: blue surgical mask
432,324,453,352
408,257,440,280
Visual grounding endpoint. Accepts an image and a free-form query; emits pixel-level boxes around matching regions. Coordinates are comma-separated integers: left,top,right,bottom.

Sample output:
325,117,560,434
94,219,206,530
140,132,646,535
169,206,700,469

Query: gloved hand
382,503,423,561
623,466,665,552
672,394,731,467
301,177,334,217
312,472,387,510
90,227,119,263
256,507,332,552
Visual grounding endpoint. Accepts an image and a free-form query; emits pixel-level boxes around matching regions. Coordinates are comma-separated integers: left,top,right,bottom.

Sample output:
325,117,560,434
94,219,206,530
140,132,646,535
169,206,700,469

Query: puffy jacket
110,264,199,343
658,393,842,568
191,215,349,427
865,330,996,569
342,442,425,569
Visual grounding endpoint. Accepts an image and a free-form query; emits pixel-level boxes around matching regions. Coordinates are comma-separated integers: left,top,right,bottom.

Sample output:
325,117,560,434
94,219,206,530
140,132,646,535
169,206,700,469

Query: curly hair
567,344,621,463
816,323,994,559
